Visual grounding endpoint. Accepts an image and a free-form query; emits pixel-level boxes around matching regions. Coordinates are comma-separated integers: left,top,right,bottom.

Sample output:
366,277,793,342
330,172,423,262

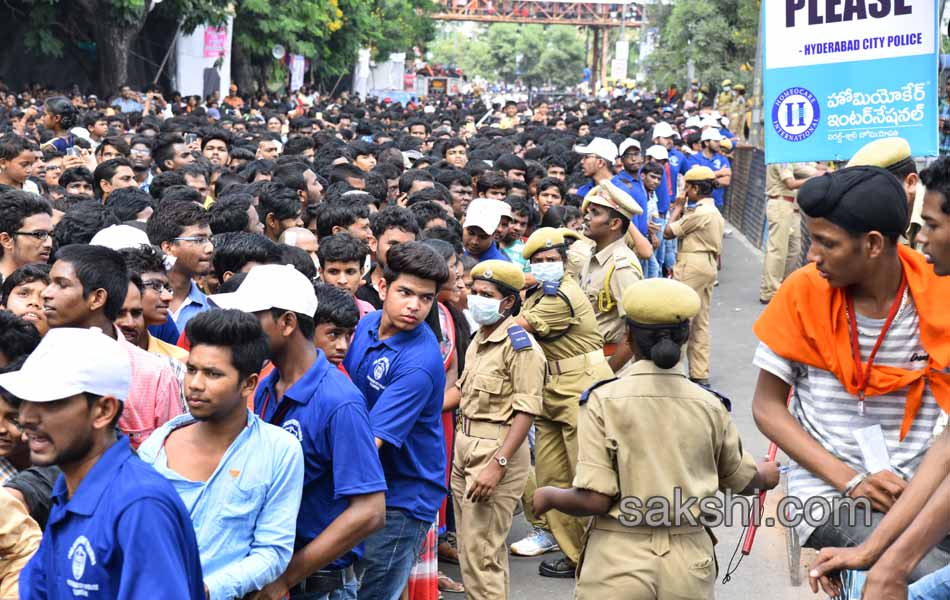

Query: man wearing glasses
0,191,53,281
146,202,214,330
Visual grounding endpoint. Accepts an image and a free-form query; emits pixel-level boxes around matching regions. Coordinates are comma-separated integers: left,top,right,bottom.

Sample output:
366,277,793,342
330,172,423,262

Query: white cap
645,145,669,160
701,128,723,142
652,122,675,140
209,264,318,316
463,198,504,234
684,116,702,129
720,116,730,128
711,111,723,119
90,225,151,251
573,137,618,163
0,328,131,402
618,139,641,156
700,117,720,129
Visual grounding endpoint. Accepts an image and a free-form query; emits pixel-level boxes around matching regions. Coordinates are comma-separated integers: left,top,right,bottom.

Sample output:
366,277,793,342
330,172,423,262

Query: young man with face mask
453,260,545,599
516,228,614,578
5,328,204,599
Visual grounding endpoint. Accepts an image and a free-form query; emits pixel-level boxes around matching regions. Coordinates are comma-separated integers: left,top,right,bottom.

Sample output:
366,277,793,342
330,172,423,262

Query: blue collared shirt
138,411,304,600
172,280,209,331
667,148,687,211
148,314,181,345
111,97,144,113
254,351,386,569
465,240,511,264
614,171,650,235
343,311,447,523
20,436,204,600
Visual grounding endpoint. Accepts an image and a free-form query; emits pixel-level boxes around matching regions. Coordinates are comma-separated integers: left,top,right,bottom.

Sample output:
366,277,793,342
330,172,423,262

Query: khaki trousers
452,429,530,600
674,252,716,380
759,197,802,301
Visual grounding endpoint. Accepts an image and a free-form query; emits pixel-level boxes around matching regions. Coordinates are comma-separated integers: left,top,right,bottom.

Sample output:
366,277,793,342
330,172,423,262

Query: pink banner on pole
203,27,228,58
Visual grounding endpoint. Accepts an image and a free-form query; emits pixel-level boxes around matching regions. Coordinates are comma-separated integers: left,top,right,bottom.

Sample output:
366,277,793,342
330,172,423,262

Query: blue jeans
911,564,950,600
356,508,431,600
640,255,660,279
291,570,358,600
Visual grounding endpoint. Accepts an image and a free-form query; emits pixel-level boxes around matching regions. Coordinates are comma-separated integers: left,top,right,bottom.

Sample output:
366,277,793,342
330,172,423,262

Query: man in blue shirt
694,128,732,208
139,309,304,600
343,242,449,600
1,327,204,599
462,203,510,264
613,138,650,237
146,201,214,330
210,264,386,600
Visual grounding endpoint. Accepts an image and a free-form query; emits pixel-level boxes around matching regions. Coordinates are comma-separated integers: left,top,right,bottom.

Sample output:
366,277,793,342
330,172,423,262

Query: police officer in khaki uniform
758,162,814,303
532,278,781,599
664,166,724,384
579,180,644,372
453,260,546,599
517,227,614,578
847,137,925,248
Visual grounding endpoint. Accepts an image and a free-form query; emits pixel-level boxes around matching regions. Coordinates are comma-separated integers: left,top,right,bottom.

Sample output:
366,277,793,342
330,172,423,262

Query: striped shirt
753,293,944,544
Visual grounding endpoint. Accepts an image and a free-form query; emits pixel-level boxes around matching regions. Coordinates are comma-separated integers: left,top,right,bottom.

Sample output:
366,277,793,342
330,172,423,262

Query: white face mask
467,294,504,326
530,261,564,283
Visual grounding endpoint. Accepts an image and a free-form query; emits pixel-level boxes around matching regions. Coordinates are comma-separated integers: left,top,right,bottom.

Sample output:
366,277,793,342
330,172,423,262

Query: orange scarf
753,245,950,440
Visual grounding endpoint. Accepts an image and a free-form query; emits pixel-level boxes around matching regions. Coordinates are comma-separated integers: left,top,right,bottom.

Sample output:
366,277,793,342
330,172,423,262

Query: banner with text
763,0,938,163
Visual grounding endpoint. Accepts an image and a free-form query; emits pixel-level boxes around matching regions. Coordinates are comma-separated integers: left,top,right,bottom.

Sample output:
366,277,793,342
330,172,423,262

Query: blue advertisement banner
763,0,939,164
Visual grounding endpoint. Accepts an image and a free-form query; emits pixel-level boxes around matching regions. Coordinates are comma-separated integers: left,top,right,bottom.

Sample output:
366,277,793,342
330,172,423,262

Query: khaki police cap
684,165,717,182
522,227,565,260
471,260,525,292
734,83,746,92
720,138,734,151
622,279,701,326
581,179,644,220
846,137,912,169
721,79,733,87
558,228,590,244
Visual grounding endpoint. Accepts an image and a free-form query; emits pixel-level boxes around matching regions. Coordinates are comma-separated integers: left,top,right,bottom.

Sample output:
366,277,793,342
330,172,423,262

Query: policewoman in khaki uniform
453,260,546,599
517,227,614,578
664,166,725,384
579,180,644,372
533,279,780,599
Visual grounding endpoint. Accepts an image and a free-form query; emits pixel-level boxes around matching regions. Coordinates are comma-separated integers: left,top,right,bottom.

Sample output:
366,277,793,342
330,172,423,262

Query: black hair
477,171,510,195
119,245,167,277
688,179,718,197
211,231,282,280
59,166,95,192
199,127,231,150
398,169,434,195
0,135,31,161
216,271,247,294
363,171,388,205
435,168,472,189
148,171,187,201
0,356,28,407
185,309,269,381
328,163,366,186
52,201,121,250
96,136,130,159
104,187,154,222
439,138,467,158
209,193,255,234
920,156,950,215
273,160,312,194
640,162,664,178
44,96,78,130
0,191,52,259
1,263,51,306
153,134,186,171
269,307,316,340
629,321,690,369
382,241,449,288
92,157,133,197
420,226,463,255
257,182,302,223
370,205,420,239
55,244,129,321
146,201,210,246
159,185,203,207
409,201,450,230
283,135,315,157
317,232,369,267
495,153,527,173
314,201,369,239
0,312,41,367
280,244,317,281
312,283,360,328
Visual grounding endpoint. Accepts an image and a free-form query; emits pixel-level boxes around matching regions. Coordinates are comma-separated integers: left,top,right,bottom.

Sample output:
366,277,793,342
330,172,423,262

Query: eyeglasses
141,280,174,293
173,236,212,245
13,230,52,241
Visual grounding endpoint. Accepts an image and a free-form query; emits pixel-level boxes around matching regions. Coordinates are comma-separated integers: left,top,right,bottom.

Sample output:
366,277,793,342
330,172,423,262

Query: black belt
290,565,355,596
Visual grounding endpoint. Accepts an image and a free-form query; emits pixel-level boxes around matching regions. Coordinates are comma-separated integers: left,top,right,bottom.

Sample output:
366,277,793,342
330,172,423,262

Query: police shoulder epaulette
613,251,631,269
506,325,532,351
580,377,618,405
542,280,560,296
693,381,733,412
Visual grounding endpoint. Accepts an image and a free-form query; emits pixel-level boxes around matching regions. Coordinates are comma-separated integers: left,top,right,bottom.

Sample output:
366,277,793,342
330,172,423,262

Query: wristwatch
493,454,508,468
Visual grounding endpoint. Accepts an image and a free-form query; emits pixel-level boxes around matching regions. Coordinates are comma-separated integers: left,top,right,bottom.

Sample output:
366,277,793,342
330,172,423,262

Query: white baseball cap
573,137,618,163
0,328,131,402
90,225,151,251
463,198,503,234
209,264,318,316
645,145,669,160
700,117,721,129
684,116,703,129
618,139,641,156
652,122,675,140
701,128,723,142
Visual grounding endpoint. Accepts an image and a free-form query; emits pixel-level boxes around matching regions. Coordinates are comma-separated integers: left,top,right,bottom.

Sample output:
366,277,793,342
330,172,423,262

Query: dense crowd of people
0,77,947,600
